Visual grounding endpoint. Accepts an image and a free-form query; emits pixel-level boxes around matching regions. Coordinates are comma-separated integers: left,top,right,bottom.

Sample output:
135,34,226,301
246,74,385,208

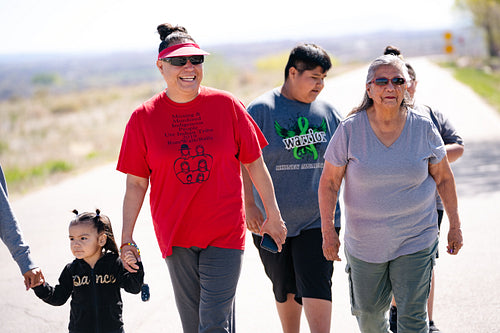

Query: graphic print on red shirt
173,144,213,184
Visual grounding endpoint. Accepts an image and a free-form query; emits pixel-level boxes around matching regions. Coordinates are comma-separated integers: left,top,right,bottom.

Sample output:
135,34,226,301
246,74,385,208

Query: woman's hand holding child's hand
24,268,45,290
124,250,139,266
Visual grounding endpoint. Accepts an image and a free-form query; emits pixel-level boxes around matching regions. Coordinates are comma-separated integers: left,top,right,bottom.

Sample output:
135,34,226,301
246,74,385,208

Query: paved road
1,57,500,332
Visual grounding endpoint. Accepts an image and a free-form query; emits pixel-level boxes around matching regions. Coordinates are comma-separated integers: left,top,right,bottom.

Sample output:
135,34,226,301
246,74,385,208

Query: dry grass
0,65,282,197
0,82,164,196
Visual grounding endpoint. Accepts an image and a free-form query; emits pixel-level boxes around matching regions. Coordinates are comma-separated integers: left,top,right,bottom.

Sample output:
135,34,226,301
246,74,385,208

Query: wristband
120,242,140,256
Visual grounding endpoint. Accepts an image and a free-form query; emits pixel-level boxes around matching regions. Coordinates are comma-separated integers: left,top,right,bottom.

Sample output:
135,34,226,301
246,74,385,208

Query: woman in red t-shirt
117,23,287,333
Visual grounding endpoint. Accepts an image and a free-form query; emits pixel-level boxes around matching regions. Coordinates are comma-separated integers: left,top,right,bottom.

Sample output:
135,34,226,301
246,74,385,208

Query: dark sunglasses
371,77,406,86
162,55,204,66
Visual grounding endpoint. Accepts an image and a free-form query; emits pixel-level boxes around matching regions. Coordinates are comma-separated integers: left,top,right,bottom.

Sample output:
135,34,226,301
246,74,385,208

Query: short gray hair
365,55,410,84
349,55,411,116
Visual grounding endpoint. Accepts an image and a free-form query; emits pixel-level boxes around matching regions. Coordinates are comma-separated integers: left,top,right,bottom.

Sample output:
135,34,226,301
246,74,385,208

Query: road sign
444,31,454,54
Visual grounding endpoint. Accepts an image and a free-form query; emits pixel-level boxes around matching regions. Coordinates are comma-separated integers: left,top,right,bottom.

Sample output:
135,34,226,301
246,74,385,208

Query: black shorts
436,209,444,259
252,227,340,304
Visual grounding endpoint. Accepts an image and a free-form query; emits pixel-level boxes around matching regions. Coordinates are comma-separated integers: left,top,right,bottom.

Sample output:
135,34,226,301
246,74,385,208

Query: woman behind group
117,23,286,333
318,55,463,332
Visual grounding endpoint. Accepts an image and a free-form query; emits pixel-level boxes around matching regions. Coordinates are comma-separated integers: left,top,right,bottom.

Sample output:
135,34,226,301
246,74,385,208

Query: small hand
121,243,140,272
24,268,45,290
124,250,139,265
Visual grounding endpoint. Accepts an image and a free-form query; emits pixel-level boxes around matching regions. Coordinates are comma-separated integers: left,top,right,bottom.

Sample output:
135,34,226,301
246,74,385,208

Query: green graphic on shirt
274,117,328,160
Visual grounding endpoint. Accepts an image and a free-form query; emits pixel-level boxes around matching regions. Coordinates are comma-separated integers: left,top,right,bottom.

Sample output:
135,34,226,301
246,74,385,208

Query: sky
0,0,465,55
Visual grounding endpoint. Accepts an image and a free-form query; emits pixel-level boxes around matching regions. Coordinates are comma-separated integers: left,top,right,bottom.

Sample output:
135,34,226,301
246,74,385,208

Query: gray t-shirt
324,109,446,263
248,88,342,236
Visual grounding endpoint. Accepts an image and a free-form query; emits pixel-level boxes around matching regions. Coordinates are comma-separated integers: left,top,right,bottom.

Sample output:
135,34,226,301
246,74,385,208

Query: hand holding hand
120,242,140,272
124,250,139,265
24,267,44,290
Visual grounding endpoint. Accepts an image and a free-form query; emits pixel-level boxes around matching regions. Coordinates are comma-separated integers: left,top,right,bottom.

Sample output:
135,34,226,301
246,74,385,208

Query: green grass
5,160,73,184
440,61,500,113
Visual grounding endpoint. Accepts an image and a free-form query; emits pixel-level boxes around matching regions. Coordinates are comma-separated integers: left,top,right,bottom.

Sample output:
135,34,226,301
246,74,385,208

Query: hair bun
157,23,188,41
72,209,79,215
384,45,402,58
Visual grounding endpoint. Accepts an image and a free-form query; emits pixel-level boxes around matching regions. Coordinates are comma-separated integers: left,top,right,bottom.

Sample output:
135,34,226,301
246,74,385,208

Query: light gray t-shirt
324,109,446,263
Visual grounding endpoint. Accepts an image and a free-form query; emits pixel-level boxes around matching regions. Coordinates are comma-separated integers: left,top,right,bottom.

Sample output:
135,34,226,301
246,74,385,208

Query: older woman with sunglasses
117,23,287,333
318,55,463,333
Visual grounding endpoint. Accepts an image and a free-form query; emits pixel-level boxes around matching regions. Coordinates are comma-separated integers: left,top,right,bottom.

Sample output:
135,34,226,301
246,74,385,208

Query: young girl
33,209,144,333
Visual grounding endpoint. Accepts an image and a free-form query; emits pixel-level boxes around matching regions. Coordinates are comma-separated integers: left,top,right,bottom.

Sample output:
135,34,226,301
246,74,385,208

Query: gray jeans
345,239,437,333
166,246,244,333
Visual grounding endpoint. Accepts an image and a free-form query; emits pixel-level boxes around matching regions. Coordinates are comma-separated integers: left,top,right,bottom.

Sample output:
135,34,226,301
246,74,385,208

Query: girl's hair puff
71,209,119,254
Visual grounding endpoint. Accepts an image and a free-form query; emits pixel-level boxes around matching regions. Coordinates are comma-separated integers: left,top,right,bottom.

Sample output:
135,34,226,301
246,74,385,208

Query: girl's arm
32,265,73,306
119,259,144,294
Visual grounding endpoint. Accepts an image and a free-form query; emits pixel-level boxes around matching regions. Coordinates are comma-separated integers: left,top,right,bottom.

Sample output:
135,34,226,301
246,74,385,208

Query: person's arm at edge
121,174,149,272
242,156,286,251
445,143,464,163
0,168,44,290
318,161,345,261
431,107,464,163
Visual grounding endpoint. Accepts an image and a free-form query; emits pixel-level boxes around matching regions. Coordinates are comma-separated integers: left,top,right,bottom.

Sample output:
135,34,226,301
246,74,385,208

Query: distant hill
213,27,486,66
0,28,485,101
0,51,158,100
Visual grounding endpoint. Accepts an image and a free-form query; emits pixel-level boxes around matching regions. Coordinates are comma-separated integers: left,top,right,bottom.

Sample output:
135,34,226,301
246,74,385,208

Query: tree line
457,0,500,57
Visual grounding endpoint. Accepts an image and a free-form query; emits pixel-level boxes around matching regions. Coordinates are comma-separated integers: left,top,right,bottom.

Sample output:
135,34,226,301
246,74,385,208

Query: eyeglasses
161,55,204,66
371,77,406,86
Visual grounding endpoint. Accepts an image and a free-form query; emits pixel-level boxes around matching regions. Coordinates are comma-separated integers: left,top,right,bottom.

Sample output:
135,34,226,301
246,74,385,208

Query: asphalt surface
1,57,500,332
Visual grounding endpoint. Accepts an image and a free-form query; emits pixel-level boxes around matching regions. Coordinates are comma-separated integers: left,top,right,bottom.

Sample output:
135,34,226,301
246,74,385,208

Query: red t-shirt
117,86,267,257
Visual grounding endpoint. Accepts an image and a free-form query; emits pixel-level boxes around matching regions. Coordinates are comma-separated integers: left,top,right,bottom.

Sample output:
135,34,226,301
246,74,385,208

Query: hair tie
95,208,101,217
